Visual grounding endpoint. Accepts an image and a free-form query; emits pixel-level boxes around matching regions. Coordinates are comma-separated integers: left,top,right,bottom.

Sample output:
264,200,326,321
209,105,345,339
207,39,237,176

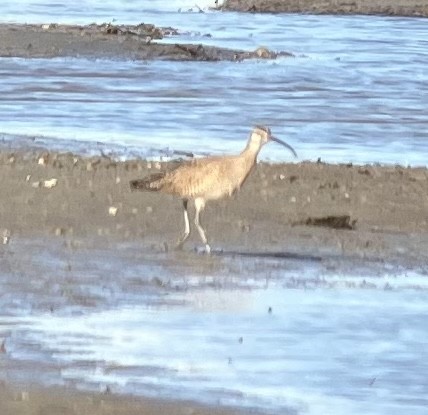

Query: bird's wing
162,157,235,198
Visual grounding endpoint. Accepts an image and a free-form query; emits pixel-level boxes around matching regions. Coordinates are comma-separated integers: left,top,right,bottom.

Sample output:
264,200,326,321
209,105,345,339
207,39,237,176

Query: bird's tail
130,173,166,192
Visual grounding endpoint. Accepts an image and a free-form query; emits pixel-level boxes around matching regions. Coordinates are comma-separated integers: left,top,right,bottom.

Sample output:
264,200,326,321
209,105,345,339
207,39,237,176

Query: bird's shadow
209,249,322,262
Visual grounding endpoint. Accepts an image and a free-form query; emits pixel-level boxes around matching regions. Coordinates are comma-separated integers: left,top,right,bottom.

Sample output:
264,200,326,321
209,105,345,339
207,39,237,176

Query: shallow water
1,238,428,414
0,1,428,164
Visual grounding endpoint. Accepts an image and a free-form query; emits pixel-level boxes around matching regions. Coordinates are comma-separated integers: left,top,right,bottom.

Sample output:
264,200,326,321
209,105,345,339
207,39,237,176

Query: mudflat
0,383,248,415
0,149,427,265
222,0,428,16
0,23,290,61
1,148,427,414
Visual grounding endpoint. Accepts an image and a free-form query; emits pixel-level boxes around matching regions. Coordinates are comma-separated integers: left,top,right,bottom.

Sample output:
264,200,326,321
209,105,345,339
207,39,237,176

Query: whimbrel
130,126,297,253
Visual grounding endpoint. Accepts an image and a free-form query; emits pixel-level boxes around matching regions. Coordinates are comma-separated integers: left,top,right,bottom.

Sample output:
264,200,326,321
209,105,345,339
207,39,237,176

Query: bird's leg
176,199,190,250
194,197,211,254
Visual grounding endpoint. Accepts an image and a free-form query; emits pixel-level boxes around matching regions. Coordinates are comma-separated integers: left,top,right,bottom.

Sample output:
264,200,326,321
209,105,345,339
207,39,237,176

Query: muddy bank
0,149,427,265
0,383,247,415
222,0,428,17
0,23,291,61
1,148,427,414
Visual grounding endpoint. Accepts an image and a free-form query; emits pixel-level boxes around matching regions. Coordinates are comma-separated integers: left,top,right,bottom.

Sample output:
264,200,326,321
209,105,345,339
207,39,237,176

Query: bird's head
249,125,297,157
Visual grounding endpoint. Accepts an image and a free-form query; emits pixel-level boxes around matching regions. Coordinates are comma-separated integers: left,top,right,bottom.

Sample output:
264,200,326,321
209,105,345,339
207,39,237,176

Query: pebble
108,206,118,216
43,178,58,188
2,229,11,245
54,228,66,236
38,156,47,166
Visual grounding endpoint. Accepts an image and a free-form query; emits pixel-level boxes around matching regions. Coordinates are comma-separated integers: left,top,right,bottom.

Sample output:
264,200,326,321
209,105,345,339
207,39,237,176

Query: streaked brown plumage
130,126,297,253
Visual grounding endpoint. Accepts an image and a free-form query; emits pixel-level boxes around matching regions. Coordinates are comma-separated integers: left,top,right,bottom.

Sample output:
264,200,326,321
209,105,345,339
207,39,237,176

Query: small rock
290,196,297,203
254,46,273,59
109,206,118,216
146,206,153,213
54,227,66,236
115,177,121,184
132,208,138,215
43,178,58,188
25,174,31,182
1,233,9,245
31,181,41,188
38,156,47,166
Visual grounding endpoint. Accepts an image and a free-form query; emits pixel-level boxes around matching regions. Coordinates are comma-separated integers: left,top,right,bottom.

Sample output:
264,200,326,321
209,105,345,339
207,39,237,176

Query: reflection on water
1,239,428,414
0,4,427,164
4,281,428,414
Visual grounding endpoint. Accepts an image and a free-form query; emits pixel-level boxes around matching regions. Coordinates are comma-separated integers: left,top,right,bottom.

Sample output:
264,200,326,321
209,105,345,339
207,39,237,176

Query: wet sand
0,383,248,415
1,149,427,413
222,0,428,17
1,149,427,265
0,23,290,61
1,146,428,412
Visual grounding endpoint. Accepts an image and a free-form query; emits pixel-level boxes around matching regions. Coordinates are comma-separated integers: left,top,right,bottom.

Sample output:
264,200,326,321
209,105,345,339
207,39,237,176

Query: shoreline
0,382,251,415
1,148,427,267
222,0,428,17
0,23,291,61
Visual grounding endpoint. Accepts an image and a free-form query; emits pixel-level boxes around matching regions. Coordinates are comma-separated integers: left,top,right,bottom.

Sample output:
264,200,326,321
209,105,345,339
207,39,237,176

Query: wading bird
130,126,297,253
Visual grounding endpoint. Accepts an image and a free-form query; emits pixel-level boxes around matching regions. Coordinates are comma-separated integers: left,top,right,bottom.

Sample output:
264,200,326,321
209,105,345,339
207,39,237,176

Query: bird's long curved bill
271,136,298,158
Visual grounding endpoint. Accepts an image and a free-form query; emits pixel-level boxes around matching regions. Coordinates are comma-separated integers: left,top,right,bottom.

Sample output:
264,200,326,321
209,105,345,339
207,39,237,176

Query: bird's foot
196,244,211,255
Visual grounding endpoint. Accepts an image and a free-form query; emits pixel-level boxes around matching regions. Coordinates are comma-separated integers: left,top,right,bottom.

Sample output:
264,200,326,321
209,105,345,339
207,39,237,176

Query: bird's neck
240,142,261,180
241,140,262,163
